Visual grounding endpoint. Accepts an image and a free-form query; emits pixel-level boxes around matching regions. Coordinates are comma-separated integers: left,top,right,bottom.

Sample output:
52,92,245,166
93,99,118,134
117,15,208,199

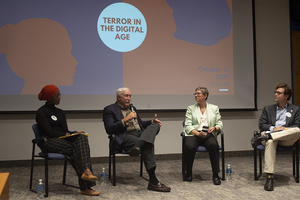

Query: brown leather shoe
80,189,100,196
128,146,141,157
81,174,98,182
148,182,171,192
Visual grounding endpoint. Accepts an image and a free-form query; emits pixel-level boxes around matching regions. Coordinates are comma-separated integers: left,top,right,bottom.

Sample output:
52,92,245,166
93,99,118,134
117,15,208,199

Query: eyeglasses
274,91,284,95
193,93,202,96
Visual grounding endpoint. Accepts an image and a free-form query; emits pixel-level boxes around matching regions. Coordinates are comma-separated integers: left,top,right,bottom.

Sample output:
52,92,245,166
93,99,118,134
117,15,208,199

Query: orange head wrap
38,84,59,101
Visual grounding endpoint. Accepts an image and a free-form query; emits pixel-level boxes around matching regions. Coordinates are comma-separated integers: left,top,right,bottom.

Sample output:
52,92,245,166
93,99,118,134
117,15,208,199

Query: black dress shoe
213,175,221,185
264,174,274,191
148,182,171,192
185,171,192,182
128,146,141,157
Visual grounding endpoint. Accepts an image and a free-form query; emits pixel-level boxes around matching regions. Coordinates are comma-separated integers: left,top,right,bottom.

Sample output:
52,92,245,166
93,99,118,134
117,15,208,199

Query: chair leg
221,147,225,180
182,137,186,180
293,149,295,179
62,159,67,185
109,152,112,179
294,142,299,183
29,144,35,190
254,147,257,180
44,155,49,197
140,155,143,177
259,150,262,178
297,142,299,183
113,152,116,186
254,147,262,180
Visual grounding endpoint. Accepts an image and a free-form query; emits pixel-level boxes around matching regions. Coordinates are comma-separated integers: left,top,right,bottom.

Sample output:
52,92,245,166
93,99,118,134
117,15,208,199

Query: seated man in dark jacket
103,87,171,192
251,83,300,191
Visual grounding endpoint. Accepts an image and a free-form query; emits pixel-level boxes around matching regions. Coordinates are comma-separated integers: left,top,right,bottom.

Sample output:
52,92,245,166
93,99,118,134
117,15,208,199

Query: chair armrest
216,131,223,136
108,134,116,154
253,131,262,137
294,139,299,147
180,132,185,137
108,134,116,141
32,137,45,143
32,137,48,153
181,131,223,137
220,131,224,150
32,137,48,147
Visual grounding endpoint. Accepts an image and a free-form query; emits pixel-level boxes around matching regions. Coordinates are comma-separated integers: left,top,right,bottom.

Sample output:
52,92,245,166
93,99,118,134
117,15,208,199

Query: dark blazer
103,102,152,151
259,103,300,132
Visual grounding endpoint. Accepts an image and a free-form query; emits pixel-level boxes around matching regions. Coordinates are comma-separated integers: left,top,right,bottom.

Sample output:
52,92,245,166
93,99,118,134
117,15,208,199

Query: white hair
116,87,130,99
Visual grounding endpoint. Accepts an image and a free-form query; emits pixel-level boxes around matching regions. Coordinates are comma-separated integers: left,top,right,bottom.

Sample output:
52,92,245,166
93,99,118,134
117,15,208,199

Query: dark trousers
121,123,160,171
185,134,220,174
43,134,95,190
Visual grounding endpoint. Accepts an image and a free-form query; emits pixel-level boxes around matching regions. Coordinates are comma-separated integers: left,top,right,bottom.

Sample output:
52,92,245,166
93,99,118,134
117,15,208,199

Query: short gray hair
116,87,130,99
195,86,209,100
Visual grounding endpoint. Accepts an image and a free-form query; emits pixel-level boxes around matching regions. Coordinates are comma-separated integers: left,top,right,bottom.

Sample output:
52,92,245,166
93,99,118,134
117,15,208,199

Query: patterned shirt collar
117,102,129,110
276,103,287,110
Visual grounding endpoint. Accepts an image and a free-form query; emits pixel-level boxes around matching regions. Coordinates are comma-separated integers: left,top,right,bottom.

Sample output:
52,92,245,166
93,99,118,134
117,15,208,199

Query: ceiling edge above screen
0,0,256,112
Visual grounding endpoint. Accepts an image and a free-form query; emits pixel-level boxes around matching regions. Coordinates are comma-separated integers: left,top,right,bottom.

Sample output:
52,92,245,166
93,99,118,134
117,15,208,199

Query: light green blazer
183,102,223,138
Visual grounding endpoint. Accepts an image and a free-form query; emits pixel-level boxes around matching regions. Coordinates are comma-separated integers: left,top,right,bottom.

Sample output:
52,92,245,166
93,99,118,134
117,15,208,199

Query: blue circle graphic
97,3,147,52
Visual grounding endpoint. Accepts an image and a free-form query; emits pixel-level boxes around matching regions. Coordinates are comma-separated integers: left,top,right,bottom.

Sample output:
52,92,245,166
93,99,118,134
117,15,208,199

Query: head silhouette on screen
0,18,78,94
123,0,233,95
166,0,232,46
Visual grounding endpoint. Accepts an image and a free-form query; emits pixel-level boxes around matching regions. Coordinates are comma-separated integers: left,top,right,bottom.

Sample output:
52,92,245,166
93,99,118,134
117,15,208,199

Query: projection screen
0,0,256,112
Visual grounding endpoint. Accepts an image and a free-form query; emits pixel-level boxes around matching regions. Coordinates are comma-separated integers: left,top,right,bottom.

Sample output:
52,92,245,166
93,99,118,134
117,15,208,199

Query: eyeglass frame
273,91,285,95
193,93,203,96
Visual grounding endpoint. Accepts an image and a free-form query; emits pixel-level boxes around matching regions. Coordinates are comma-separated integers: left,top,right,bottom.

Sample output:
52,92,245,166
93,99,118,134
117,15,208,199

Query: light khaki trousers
263,127,300,174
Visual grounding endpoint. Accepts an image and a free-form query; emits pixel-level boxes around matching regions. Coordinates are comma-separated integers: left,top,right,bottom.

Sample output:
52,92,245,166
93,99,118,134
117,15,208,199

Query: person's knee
208,144,219,152
142,142,153,151
151,123,160,132
63,147,73,156
266,139,275,146
77,134,88,141
185,144,197,152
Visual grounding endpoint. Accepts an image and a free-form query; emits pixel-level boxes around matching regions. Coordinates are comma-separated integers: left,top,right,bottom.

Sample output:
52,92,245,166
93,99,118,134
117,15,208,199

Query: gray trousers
121,123,160,171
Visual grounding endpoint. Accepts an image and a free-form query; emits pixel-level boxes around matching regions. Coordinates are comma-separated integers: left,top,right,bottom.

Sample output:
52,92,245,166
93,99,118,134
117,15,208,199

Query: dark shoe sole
213,175,221,185
184,177,192,182
148,183,171,192
264,186,274,191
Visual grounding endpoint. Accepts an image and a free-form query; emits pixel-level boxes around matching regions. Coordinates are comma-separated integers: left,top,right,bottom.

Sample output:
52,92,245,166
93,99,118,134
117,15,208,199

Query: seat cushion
256,144,295,152
39,152,65,160
196,145,222,152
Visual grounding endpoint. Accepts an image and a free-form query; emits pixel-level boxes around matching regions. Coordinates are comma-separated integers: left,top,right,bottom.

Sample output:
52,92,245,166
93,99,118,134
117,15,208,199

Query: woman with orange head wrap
36,85,100,196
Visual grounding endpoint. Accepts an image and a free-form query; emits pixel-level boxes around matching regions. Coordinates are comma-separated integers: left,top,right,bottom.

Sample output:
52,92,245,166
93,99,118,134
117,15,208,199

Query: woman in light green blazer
183,86,223,185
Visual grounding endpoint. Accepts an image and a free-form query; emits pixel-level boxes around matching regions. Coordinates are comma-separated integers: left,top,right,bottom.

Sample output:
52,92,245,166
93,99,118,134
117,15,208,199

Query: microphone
129,104,136,120
129,104,134,112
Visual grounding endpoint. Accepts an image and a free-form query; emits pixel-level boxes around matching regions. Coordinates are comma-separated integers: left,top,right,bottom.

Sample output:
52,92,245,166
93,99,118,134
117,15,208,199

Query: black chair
253,131,299,183
181,122,225,181
29,124,75,197
108,134,143,186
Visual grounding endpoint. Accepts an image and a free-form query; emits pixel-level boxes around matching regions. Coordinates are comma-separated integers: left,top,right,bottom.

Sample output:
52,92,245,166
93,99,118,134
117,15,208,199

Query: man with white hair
103,87,171,192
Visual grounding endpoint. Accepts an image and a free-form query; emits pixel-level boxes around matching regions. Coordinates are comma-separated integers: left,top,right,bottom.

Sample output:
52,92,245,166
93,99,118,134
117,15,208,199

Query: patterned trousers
42,134,95,190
